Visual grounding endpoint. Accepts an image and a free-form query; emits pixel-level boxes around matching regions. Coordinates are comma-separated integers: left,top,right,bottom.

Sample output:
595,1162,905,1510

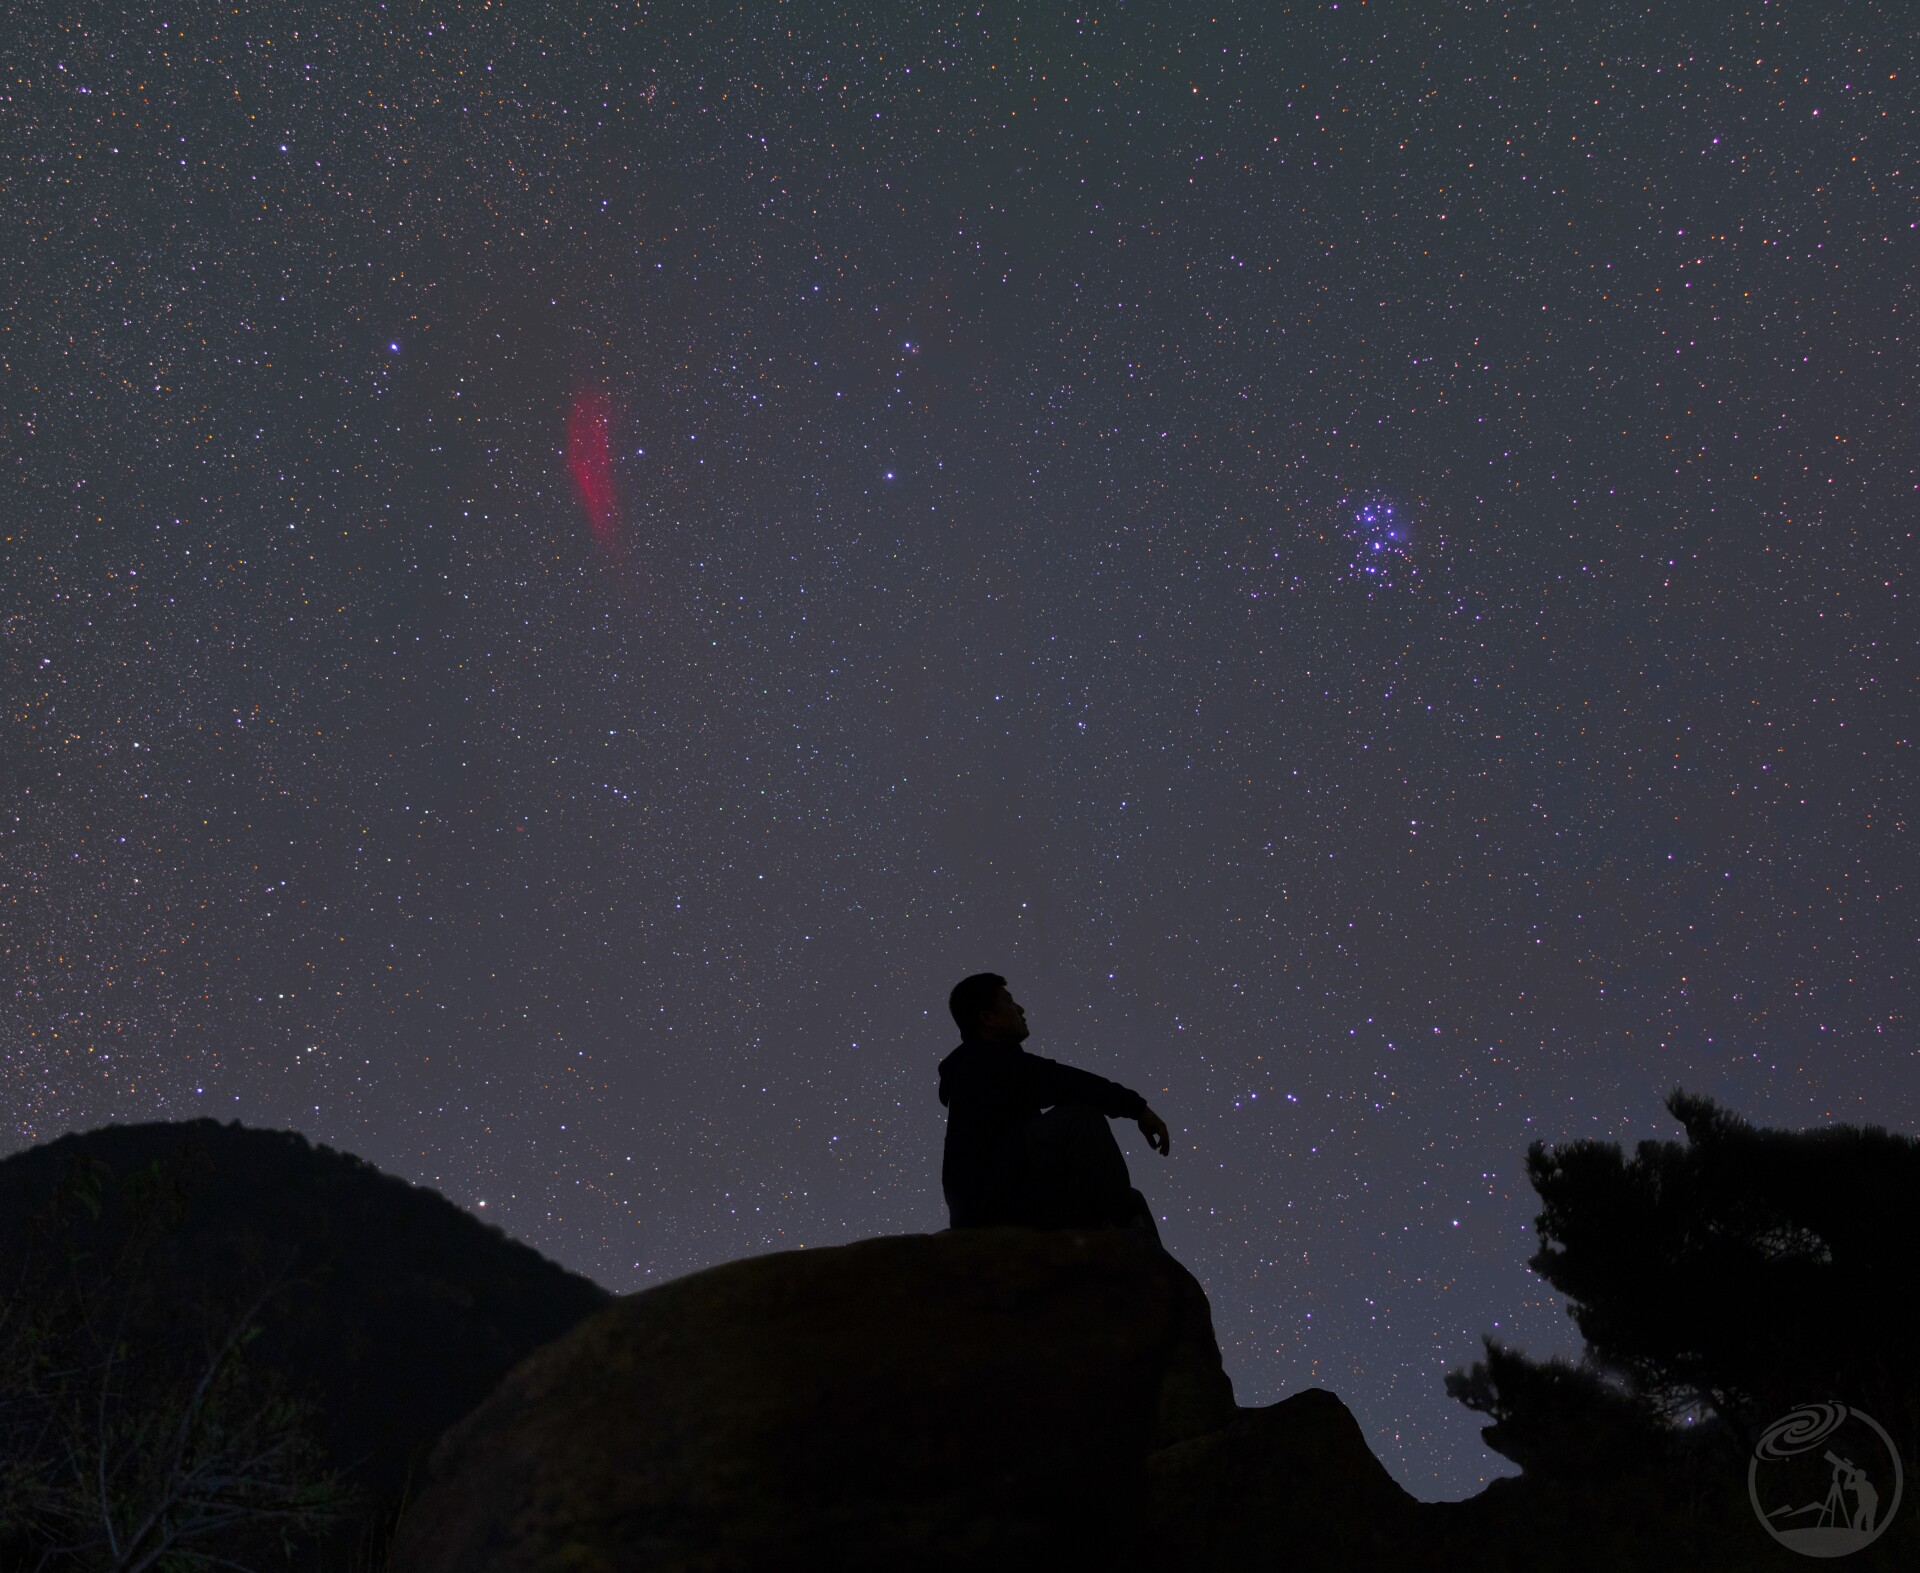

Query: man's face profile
976,986,1030,1045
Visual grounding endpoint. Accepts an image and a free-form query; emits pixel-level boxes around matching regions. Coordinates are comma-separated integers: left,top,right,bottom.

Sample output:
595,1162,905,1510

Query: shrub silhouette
1449,1089,1920,1485
1445,1340,1668,1484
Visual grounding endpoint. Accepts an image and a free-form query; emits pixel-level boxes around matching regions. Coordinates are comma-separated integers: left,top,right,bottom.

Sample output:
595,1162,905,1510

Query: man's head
948,972,1029,1045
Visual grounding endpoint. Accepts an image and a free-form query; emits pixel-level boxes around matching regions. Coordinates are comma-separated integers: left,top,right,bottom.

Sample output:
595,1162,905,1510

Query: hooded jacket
937,1039,1147,1225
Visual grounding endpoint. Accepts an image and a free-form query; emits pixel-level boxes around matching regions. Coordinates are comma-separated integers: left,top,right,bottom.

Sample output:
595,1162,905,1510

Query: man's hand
1137,1106,1171,1156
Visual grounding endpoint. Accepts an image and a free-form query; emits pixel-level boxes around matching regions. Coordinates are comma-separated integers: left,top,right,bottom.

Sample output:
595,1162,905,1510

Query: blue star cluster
1341,494,1417,589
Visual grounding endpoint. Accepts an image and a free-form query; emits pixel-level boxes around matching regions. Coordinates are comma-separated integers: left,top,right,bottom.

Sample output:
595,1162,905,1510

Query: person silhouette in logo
938,973,1171,1240
1836,1455,1878,1533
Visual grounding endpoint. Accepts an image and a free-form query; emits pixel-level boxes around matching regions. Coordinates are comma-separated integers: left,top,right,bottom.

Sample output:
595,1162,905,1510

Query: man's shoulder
938,1040,1030,1082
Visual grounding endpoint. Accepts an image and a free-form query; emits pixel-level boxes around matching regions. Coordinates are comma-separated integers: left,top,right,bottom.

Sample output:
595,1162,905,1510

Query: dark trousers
982,1104,1159,1241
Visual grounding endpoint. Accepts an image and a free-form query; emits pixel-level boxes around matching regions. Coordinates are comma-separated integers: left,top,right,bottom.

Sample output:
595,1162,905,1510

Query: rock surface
1147,1386,1427,1568
394,1227,1236,1572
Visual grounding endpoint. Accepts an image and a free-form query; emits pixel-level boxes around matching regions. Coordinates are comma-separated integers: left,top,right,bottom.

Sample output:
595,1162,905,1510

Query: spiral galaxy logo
1749,1403,1903,1557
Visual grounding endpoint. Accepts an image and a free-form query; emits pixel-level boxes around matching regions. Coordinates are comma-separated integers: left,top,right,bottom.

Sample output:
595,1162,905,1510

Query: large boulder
1147,1386,1426,1569
394,1218,1874,1572
393,1227,1237,1571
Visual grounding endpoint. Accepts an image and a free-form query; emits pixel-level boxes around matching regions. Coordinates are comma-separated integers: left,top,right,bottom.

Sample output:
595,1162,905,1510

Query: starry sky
5,1,1913,1501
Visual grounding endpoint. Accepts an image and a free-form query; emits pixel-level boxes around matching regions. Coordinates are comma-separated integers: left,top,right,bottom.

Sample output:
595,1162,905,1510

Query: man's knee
1026,1103,1119,1165
1024,1103,1130,1209
1040,1102,1109,1136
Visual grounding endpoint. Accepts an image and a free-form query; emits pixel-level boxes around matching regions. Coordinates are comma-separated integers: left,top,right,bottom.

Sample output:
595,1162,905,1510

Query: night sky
6,2,1913,1501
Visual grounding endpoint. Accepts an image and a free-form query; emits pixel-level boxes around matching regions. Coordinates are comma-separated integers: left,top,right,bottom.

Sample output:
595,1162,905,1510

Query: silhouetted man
1838,1456,1879,1533
938,972,1171,1240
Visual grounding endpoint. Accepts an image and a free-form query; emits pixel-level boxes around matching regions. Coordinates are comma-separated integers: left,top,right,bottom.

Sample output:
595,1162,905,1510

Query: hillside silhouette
0,1119,608,1569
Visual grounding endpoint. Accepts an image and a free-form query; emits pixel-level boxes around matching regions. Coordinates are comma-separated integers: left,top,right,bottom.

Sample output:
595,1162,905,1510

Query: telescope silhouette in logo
1766,1450,1880,1535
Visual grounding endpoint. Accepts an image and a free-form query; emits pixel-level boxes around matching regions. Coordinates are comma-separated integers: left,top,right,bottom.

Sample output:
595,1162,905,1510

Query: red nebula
566,389,620,551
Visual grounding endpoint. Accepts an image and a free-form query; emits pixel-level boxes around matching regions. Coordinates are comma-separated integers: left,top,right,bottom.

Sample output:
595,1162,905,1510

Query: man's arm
1032,1054,1169,1155
1023,1052,1144,1118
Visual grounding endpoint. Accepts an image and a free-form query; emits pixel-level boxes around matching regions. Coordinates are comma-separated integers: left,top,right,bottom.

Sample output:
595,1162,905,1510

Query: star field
3,2,1913,1500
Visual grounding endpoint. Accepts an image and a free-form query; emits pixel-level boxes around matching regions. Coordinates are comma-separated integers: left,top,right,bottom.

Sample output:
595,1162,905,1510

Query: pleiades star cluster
4,2,1911,1500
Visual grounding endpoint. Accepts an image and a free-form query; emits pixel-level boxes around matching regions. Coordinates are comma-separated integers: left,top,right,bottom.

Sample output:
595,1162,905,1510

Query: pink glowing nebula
566,390,619,551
